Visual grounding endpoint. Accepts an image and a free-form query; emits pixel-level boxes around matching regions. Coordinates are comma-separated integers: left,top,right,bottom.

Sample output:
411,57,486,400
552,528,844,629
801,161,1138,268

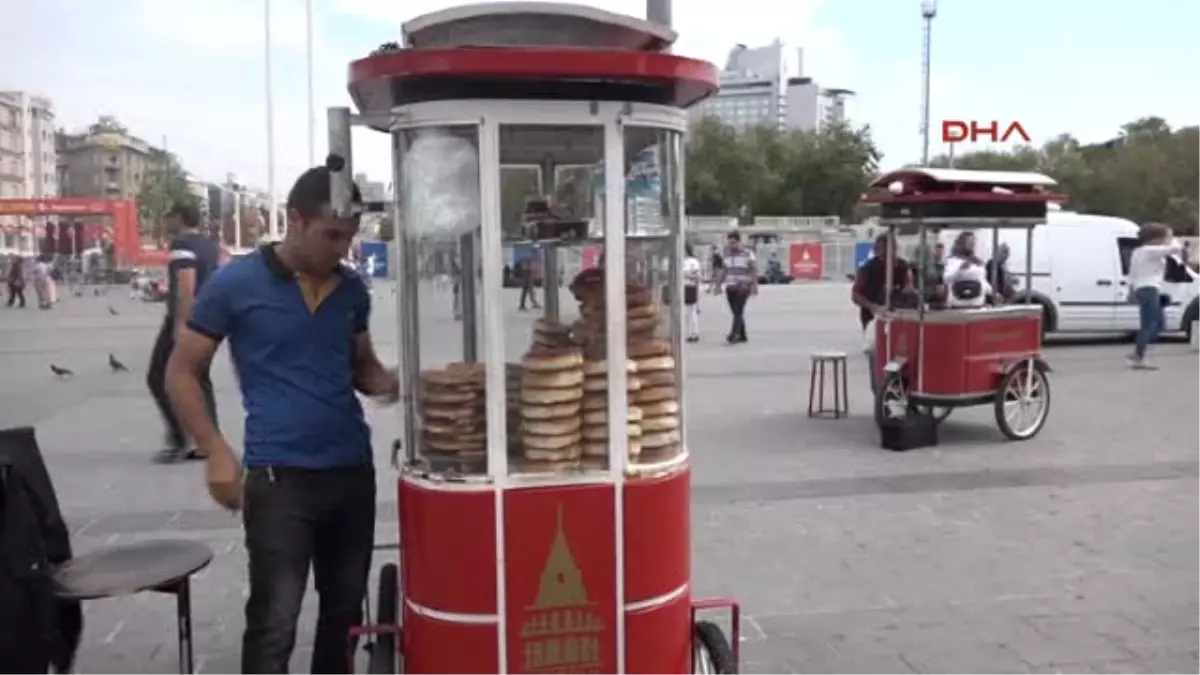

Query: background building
687,41,832,134
56,116,160,201
0,91,58,253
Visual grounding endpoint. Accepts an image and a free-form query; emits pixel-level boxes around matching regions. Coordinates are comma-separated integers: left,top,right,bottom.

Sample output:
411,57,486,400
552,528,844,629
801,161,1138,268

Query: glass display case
391,101,688,482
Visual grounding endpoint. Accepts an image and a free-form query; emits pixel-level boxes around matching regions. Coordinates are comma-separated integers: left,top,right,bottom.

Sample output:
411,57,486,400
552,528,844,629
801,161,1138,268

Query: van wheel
1037,301,1054,339
1182,302,1198,341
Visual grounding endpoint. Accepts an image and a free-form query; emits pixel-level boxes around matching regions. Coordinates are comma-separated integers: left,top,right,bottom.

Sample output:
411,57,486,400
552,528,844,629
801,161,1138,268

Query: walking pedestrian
166,163,398,674
518,259,540,311
149,202,221,464
6,257,26,308
1127,222,1181,370
710,231,757,344
32,255,52,309
683,244,701,341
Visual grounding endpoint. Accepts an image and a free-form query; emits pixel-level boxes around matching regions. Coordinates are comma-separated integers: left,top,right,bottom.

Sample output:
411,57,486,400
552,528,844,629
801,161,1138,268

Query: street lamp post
265,0,279,239
305,0,316,166
920,0,938,166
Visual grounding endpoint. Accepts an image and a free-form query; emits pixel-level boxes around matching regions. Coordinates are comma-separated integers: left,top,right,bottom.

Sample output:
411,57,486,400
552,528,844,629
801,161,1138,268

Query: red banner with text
790,242,824,280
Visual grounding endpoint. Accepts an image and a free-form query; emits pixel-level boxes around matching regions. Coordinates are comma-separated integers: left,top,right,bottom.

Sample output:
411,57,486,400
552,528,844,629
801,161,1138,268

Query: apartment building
687,41,827,134
57,116,161,202
0,91,58,253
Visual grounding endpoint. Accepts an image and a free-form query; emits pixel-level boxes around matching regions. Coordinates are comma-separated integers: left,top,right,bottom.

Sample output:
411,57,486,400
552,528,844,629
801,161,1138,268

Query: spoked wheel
995,363,1051,441
367,563,400,674
693,621,737,674
874,371,906,427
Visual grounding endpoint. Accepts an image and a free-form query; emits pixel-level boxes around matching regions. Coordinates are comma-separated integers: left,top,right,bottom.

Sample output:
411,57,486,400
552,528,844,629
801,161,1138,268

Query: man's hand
372,367,401,404
205,441,243,511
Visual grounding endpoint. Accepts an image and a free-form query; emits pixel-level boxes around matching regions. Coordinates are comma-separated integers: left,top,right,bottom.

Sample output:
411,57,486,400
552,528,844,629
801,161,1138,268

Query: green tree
684,117,764,218
138,149,196,244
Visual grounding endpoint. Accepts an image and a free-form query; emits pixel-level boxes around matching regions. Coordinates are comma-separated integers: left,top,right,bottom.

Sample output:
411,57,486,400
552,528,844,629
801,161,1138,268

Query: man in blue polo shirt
165,163,398,673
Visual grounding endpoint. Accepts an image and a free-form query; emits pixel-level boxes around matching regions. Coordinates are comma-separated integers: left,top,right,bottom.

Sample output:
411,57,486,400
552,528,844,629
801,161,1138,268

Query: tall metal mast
920,0,937,166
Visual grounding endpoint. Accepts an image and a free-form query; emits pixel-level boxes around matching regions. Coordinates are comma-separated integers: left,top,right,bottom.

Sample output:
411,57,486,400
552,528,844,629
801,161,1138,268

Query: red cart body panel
397,466,694,674
877,306,1043,398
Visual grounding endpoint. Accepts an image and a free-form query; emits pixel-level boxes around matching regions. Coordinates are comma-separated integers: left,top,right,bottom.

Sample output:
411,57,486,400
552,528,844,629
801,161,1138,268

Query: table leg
175,579,195,674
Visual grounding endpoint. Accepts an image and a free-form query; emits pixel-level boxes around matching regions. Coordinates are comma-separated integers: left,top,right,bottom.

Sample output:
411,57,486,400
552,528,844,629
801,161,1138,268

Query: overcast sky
2,0,1195,197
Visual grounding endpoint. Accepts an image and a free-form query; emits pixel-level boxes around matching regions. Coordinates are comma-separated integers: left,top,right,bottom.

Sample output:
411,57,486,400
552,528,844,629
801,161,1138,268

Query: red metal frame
690,598,742,671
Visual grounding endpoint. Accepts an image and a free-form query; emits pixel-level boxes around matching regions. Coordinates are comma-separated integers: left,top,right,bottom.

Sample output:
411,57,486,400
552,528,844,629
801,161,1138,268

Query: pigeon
108,354,129,373
50,364,74,378
108,306,119,315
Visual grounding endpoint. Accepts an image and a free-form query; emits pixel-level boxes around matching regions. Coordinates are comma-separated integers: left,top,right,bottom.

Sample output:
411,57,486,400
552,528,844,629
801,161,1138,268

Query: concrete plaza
0,281,1196,674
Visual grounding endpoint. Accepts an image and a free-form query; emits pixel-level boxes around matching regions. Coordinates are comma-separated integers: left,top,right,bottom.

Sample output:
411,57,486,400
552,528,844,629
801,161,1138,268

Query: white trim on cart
405,598,500,625
624,583,689,613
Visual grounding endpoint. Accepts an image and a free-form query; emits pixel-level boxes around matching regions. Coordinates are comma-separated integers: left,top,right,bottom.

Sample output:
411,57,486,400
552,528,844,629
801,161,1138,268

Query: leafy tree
138,149,197,244
928,117,1198,234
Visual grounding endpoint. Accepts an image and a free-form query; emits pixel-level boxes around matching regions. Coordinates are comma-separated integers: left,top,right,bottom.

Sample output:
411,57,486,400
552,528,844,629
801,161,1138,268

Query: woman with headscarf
942,231,992,308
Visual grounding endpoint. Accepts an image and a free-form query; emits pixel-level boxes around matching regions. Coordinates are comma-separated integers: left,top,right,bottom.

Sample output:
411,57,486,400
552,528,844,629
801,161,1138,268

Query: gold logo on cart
520,505,605,674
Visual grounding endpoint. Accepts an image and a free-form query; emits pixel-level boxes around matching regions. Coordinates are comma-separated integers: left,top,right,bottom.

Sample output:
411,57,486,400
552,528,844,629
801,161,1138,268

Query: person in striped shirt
710,230,758,344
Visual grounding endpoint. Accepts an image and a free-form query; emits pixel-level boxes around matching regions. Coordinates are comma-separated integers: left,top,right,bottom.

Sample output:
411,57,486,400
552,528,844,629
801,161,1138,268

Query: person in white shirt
682,244,702,342
1128,222,1181,369
941,231,993,308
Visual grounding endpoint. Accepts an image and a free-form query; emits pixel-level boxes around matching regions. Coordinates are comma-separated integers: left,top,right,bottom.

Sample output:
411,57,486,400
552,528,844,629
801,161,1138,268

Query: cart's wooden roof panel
403,2,676,52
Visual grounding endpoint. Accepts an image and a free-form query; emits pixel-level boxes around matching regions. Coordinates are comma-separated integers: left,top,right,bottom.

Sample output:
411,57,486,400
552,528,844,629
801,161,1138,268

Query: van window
1117,237,1140,276
1164,256,1193,283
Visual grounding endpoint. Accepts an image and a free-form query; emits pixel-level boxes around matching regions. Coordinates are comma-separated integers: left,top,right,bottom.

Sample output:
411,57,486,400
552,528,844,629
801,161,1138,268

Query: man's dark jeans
147,318,216,450
725,286,750,341
1132,286,1164,360
242,465,376,674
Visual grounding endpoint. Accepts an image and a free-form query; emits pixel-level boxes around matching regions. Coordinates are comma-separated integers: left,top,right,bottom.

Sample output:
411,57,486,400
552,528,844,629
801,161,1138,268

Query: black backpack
0,428,82,673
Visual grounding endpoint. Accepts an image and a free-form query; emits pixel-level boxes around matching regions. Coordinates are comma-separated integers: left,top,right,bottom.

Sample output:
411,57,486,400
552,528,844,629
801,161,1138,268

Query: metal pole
233,190,242,250
326,107,353,217
920,14,932,165
265,0,279,238
305,0,316,166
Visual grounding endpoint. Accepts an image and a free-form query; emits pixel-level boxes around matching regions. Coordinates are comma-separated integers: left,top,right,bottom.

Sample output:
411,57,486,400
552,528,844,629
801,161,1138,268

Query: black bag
879,411,939,452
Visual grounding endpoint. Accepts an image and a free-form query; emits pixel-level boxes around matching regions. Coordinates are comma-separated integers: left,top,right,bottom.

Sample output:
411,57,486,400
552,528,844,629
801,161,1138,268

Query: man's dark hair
286,155,363,220
874,233,890,247
727,231,741,243
167,202,200,229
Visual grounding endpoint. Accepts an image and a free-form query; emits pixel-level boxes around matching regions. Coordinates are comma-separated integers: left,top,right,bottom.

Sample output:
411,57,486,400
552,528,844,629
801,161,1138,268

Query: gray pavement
1,281,1196,674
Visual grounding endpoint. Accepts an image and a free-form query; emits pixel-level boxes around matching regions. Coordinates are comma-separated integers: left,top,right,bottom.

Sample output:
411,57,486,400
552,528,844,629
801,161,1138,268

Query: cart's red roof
349,47,719,118
863,168,1064,204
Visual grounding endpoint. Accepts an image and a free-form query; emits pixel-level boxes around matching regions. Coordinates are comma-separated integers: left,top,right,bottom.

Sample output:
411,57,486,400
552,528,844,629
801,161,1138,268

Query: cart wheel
994,363,1051,441
368,563,399,674
874,371,908,428
693,620,737,674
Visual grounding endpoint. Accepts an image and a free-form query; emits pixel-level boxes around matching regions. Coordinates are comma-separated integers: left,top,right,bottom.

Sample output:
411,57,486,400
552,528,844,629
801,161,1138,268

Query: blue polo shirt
187,245,372,469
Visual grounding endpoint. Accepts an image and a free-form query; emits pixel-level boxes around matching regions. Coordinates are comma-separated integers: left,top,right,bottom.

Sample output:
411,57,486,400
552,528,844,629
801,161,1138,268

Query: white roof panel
403,2,676,51
872,168,1058,188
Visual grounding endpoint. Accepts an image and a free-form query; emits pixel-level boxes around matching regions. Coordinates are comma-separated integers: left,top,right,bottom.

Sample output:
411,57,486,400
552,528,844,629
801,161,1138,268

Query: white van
938,210,1199,340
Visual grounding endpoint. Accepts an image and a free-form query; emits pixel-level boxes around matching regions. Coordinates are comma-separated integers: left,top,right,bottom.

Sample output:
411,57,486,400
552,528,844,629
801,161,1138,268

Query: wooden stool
808,351,849,419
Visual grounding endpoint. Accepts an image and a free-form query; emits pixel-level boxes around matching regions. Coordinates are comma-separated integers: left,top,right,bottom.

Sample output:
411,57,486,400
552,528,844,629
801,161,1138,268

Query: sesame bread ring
523,432,582,451
632,386,677,405
583,375,643,393
581,423,642,442
640,415,680,433
627,315,659,334
422,405,479,421
582,359,638,377
640,428,681,449
628,339,672,358
516,456,581,472
520,401,581,421
423,388,479,405
521,386,584,405
423,433,486,454
639,400,680,417
521,346,584,372
582,440,642,458
420,364,484,387
521,368,584,389
638,370,676,388
581,394,607,411
523,444,583,462
582,407,644,426
522,416,582,436
634,355,675,373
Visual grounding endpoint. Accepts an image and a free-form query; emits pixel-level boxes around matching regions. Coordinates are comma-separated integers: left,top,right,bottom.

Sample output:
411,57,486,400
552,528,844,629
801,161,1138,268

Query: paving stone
3,283,1196,673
